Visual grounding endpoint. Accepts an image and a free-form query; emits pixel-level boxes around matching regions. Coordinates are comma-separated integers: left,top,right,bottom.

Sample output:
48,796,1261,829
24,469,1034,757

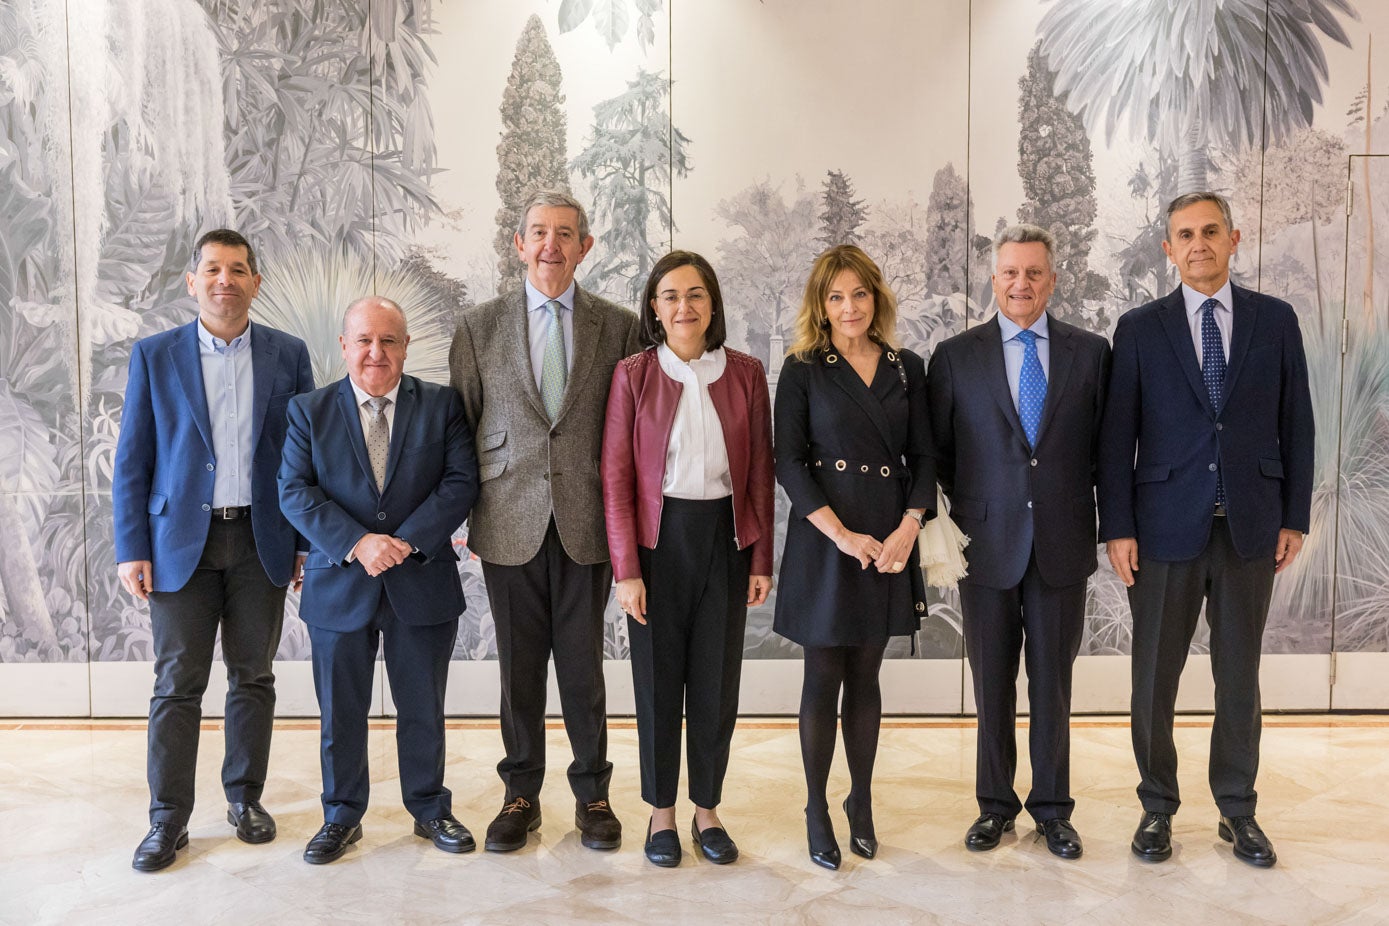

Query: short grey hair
342,295,408,334
515,189,591,240
992,224,1055,270
1165,192,1234,240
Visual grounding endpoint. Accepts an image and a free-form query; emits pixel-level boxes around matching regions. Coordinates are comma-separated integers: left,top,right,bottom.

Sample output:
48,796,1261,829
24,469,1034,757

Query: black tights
799,643,886,848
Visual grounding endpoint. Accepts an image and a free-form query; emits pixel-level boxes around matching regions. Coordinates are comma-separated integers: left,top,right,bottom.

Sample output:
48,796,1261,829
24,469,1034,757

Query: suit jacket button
1209,463,1218,471
1027,501,1033,508
201,504,211,511
206,463,215,471
1030,458,1038,467
1215,423,1224,431
543,473,550,481
377,512,387,520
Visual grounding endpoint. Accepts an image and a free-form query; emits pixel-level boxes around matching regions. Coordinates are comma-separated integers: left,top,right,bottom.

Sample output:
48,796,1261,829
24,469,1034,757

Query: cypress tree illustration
1016,41,1105,319
494,15,570,293
923,162,972,298
817,169,869,247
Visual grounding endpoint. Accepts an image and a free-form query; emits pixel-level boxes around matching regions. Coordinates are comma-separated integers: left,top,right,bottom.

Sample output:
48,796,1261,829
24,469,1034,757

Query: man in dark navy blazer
928,225,1110,860
279,296,479,864
1098,192,1314,868
114,229,314,871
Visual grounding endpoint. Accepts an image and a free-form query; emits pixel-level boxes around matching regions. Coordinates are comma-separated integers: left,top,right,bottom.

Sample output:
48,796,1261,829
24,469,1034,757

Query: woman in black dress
774,245,935,869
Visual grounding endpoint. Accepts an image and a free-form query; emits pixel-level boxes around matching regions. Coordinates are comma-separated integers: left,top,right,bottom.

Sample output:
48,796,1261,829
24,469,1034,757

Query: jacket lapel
973,317,1031,452
507,287,550,421
334,377,376,496
1036,316,1074,447
248,322,279,452
169,322,215,456
1157,286,1214,417
1219,285,1257,407
383,375,416,491
824,349,895,458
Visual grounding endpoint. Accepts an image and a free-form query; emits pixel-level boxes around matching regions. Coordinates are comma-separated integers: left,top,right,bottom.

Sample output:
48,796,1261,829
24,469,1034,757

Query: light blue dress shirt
525,278,576,393
1181,280,1234,367
197,320,254,507
998,311,1050,411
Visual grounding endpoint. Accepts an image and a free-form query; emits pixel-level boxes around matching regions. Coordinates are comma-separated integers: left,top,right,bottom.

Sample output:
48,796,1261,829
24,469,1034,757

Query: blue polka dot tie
1016,328,1046,448
1201,298,1227,506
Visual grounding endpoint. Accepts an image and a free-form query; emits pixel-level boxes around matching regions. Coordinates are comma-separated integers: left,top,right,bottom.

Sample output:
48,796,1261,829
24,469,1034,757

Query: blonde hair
787,245,899,359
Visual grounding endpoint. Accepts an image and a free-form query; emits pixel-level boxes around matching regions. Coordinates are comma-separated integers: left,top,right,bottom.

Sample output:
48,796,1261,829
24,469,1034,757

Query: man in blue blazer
114,229,314,871
1098,193,1314,868
279,296,479,864
928,225,1110,860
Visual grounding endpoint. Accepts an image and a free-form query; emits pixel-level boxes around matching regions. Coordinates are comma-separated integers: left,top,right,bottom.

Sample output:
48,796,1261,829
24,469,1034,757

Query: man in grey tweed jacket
450,190,641,853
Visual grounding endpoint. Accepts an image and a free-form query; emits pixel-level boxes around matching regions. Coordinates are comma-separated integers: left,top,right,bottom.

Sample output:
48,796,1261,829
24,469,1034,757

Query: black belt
211,506,252,520
812,458,907,478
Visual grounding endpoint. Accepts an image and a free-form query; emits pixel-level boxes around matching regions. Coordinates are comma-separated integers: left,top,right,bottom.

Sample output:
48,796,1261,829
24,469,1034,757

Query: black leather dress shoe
691,816,738,864
303,822,362,865
414,814,476,853
575,799,622,850
965,813,1014,851
1131,811,1173,862
1036,818,1083,859
1219,815,1276,868
227,801,276,844
484,797,541,852
644,820,681,868
842,797,877,859
132,822,188,872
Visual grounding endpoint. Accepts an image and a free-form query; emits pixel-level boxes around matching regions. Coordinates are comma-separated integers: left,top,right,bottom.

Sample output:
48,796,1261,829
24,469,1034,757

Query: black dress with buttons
773,347,936,647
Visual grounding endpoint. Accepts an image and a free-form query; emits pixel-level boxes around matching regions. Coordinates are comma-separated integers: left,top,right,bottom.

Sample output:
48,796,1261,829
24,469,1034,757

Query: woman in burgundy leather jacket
601,250,774,868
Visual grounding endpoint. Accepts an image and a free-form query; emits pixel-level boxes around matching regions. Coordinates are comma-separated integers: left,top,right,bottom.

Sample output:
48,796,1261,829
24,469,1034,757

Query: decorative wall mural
1,0,1387,685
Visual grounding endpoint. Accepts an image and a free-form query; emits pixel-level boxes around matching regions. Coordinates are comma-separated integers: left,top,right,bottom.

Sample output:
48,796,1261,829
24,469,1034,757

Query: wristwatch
903,509,925,525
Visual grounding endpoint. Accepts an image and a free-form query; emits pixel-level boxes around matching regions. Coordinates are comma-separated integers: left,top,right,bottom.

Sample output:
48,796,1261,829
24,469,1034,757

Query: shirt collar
197,318,251,353
1182,280,1234,318
349,377,401,409
657,342,725,376
997,311,1049,343
525,278,577,314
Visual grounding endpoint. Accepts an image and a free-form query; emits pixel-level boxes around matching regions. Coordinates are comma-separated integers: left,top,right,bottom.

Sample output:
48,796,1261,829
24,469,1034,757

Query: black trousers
960,555,1085,823
629,497,750,808
146,517,286,827
1129,517,1274,817
307,594,457,826
482,518,614,803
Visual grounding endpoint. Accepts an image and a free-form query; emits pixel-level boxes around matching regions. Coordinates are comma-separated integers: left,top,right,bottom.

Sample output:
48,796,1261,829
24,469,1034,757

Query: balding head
342,295,408,335
339,295,410,397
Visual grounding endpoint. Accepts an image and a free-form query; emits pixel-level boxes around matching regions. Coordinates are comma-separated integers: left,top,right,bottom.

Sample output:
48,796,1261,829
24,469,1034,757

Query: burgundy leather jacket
601,346,775,582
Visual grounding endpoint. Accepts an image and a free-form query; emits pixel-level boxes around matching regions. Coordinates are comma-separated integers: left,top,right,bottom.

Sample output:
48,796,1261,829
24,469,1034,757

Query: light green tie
540,299,567,421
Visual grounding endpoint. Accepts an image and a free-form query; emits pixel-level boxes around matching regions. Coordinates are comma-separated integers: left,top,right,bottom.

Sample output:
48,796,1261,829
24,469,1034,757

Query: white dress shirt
525,278,576,393
997,311,1050,412
197,319,254,507
1182,280,1234,367
657,344,733,500
348,378,401,441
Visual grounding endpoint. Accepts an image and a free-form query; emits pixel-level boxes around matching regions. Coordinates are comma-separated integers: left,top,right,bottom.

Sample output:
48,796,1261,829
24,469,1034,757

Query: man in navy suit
279,296,479,864
114,229,314,871
1099,192,1314,868
928,225,1111,860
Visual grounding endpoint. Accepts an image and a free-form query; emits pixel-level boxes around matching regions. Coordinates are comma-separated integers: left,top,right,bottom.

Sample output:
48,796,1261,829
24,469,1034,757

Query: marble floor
1,716,1387,925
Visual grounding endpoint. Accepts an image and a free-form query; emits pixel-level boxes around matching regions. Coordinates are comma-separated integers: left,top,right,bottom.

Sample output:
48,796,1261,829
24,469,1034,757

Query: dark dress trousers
601,347,775,808
928,314,1111,823
278,375,478,826
113,320,313,827
773,347,935,647
1097,285,1314,817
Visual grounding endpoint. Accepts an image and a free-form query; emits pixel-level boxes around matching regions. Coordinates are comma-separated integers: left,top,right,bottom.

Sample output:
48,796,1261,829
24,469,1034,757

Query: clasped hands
351,533,414,577
835,517,918,573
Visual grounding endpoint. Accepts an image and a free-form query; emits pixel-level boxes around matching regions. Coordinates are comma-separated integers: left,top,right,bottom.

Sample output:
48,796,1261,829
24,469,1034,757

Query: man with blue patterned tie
450,191,641,854
927,225,1111,860
1098,193,1314,868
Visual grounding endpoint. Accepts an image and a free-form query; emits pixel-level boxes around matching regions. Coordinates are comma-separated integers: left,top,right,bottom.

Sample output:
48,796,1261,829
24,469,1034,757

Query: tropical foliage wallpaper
0,0,1387,674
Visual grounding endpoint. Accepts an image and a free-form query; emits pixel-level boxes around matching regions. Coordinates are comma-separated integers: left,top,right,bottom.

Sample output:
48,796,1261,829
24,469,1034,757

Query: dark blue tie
1201,298,1226,506
1016,328,1046,447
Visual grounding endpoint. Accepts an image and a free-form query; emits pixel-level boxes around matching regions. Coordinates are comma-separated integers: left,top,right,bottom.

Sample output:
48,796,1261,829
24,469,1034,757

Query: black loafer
227,800,276,844
1131,811,1172,862
1036,818,1083,859
132,822,188,872
485,797,541,852
965,813,1014,851
414,814,476,853
691,815,739,864
303,821,362,865
1219,815,1276,868
575,799,622,850
645,820,681,867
